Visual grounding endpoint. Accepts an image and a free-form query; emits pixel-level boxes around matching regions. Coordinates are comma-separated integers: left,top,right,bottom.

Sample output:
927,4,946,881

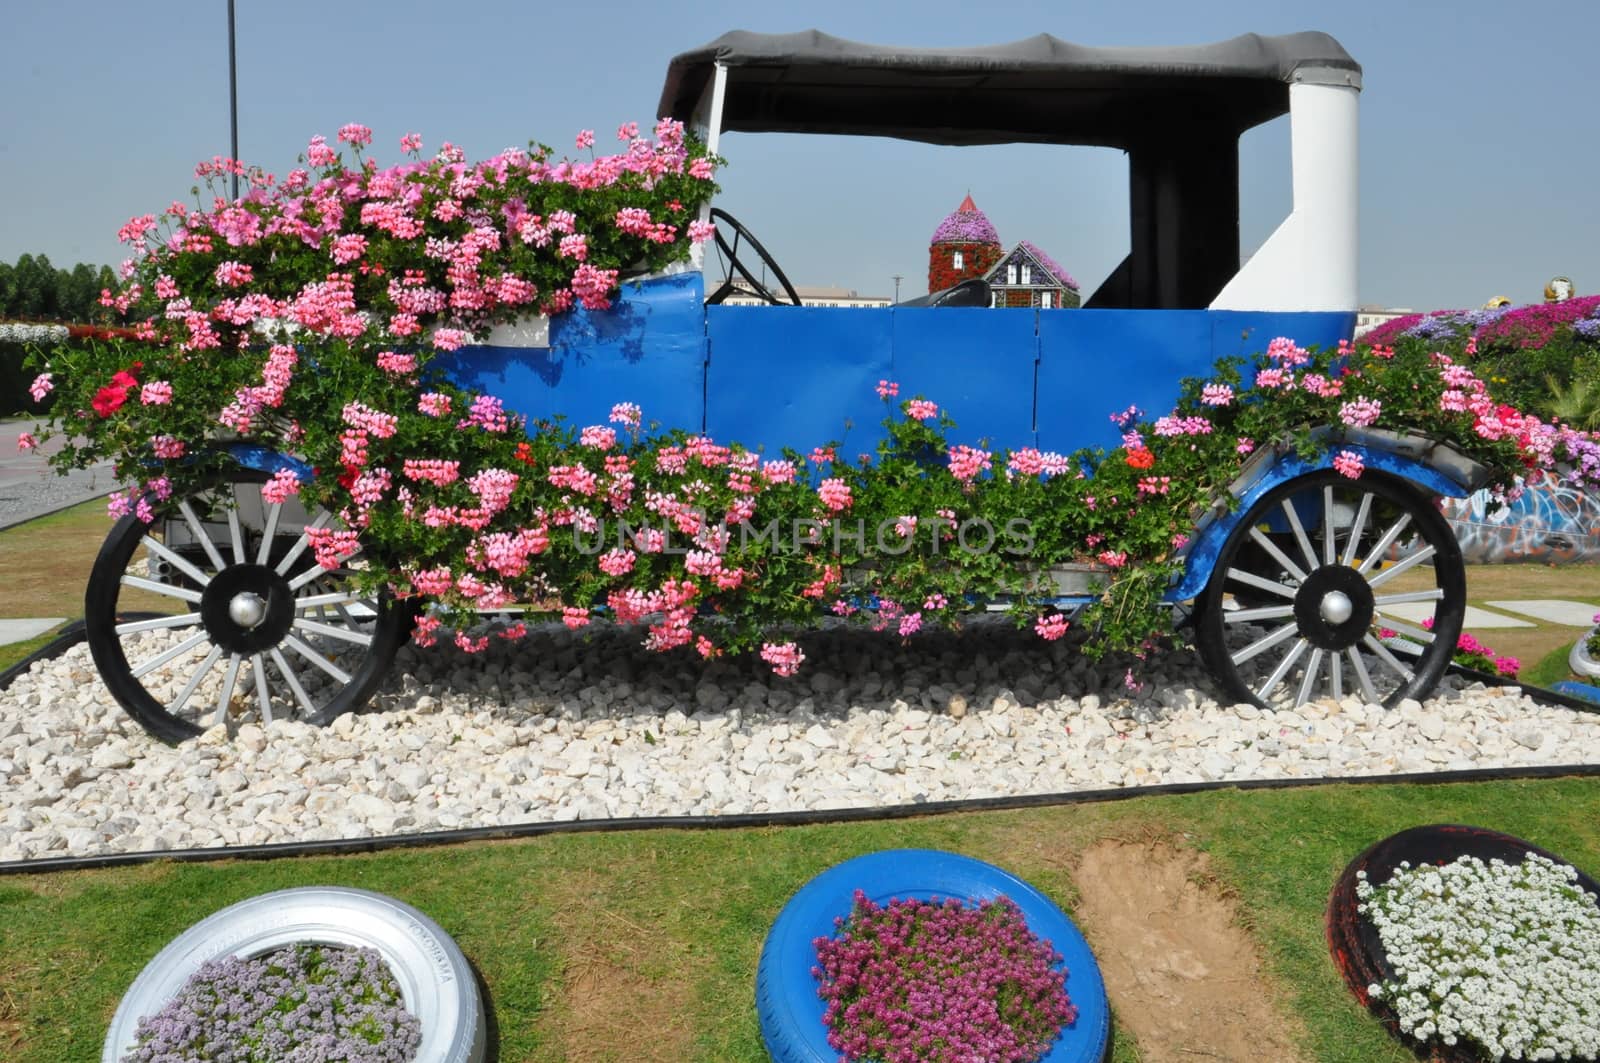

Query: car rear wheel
1196,470,1467,709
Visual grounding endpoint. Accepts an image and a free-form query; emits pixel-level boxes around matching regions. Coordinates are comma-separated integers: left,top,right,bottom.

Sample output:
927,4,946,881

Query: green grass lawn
3,778,1599,1061
3,496,1597,1058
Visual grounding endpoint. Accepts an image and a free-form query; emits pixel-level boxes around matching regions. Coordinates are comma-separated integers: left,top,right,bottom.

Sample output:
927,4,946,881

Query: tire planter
757,849,1110,1063
1327,824,1600,1063
1552,680,1600,706
1572,624,1600,680
102,886,485,1063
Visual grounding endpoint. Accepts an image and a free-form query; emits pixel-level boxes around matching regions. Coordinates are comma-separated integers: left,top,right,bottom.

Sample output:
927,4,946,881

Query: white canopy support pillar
684,62,729,273
1211,69,1361,313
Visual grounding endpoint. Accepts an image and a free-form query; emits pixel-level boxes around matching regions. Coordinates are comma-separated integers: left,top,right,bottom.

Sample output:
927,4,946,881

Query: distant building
928,194,1004,293
720,280,889,308
1354,305,1413,337
927,195,1079,308
986,241,1081,310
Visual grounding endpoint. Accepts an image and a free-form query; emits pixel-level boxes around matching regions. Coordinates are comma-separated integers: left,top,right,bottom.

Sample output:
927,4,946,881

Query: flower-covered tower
928,194,1002,294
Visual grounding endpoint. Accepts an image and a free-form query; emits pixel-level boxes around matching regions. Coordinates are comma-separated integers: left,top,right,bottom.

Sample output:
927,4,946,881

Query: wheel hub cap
228,592,267,629
199,564,296,653
1293,565,1376,651
1319,590,1354,626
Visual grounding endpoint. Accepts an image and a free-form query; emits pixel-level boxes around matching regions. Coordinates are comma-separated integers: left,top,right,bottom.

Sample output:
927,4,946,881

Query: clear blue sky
3,0,1595,309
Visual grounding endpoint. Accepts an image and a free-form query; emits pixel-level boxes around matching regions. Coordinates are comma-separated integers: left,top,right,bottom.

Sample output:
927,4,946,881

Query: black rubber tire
85,471,412,744
1196,469,1467,709
1326,824,1600,1063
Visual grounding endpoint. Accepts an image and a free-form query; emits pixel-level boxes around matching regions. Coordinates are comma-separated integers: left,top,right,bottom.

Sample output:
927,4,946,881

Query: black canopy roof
658,29,1360,148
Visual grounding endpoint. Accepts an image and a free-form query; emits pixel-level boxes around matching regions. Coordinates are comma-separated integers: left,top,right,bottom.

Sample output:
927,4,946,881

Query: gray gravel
2,617,1597,864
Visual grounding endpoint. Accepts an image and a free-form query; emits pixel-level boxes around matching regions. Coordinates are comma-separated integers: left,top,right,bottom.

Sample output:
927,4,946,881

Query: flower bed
1382,621,1521,679
1327,825,1600,1063
1359,298,1600,427
102,887,485,1063
814,892,1076,1062
19,128,1600,673
123,943,421,1062
756,850,1109,1063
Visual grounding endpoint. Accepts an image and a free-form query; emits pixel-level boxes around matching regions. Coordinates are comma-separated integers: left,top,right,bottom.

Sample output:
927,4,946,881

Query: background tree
1,253,116,414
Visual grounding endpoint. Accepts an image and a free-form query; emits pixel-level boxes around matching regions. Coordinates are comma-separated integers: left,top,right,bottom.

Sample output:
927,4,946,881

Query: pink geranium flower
1332,449,1365,479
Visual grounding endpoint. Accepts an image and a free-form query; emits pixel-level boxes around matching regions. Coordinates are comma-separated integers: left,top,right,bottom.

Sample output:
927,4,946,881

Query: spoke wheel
1196,470,1466,709
85,472,413,743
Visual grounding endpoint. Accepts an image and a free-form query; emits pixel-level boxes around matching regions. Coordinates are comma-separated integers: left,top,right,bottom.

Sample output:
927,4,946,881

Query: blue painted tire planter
757,849,1110,1063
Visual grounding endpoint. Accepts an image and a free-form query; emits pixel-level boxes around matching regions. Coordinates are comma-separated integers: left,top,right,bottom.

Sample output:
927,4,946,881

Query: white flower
0,321,68,344
1359,852,1600,1060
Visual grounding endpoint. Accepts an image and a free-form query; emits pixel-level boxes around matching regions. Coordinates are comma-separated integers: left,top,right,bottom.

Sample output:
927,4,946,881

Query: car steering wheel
704,208,803,306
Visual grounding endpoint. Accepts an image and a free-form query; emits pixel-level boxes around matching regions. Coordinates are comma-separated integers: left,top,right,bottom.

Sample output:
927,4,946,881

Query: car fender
1168,437,1480,602
221,441,315,482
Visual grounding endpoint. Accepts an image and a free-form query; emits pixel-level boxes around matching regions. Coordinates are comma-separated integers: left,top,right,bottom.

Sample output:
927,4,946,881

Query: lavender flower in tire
124,943,421,1062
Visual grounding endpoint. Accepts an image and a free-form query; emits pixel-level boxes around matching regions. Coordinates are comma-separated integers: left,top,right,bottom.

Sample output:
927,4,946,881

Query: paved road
0,420,119,530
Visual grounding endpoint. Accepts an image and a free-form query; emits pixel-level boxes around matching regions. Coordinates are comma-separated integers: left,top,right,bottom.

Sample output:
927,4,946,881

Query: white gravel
2,618,1597,864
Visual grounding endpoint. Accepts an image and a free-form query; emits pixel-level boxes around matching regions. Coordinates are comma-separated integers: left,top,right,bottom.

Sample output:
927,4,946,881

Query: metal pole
892,275,902,302
228,0,240,201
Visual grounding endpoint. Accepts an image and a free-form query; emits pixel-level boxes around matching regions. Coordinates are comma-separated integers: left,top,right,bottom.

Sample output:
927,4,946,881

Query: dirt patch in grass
1070,839,1310,1063
540,868,701,1063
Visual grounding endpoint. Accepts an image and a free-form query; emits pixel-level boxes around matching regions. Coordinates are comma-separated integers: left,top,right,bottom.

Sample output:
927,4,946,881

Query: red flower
92,385,130,417
337,464,362,489
514,442,536,466
1125,447,1156,470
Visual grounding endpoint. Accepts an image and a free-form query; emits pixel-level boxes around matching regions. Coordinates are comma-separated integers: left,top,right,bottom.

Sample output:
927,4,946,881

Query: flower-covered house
927,194,1003,293
987,241,1080,309
925,195,1078,308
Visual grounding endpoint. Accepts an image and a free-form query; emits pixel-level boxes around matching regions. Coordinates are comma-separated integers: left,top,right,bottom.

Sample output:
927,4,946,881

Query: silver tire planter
1572,625,1600,679
102,886,486,1063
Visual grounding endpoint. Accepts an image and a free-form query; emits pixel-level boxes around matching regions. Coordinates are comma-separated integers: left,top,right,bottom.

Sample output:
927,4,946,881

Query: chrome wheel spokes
1201,473,1466,710
91,476,393,737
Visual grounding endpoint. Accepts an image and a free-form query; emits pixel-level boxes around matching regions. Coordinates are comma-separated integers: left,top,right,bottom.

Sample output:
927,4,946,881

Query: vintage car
83,29,1481,742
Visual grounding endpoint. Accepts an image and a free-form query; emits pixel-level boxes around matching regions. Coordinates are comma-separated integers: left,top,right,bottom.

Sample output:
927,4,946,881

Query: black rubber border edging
2,633,1599,877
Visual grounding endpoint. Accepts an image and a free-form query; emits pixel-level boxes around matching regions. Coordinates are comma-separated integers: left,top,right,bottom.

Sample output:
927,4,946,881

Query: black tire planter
756,849,1110,1063
1326,824,1600,1062
102,886,486,1063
